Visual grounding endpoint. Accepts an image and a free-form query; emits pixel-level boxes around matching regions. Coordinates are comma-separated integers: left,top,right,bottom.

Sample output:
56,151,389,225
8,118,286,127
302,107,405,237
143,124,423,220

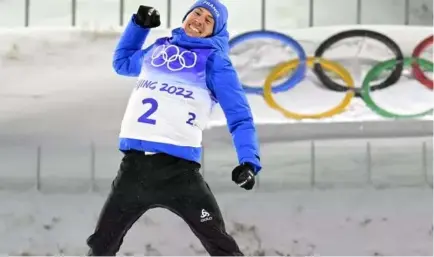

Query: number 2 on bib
137,97,197,126
137,98,158,124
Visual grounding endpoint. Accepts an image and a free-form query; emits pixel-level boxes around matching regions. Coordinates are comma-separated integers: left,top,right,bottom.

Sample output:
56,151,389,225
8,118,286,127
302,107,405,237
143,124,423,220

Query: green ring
361,57,433,119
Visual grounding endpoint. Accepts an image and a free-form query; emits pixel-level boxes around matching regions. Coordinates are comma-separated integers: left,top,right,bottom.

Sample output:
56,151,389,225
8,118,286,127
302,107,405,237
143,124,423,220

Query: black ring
313,29,404,97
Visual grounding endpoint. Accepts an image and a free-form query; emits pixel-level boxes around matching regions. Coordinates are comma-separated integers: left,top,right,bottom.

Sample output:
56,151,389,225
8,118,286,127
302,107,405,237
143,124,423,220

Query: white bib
119,39,216,148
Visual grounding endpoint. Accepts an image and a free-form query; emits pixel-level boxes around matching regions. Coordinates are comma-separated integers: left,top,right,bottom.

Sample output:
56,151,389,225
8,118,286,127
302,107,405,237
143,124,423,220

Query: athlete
86,0,262,255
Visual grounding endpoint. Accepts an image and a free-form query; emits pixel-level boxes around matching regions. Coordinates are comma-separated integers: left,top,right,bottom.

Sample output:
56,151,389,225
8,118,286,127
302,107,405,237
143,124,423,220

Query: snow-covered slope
0,188,432,256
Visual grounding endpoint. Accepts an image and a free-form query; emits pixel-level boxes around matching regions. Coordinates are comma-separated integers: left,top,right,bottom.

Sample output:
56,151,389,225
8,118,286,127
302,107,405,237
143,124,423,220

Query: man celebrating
86,0,262,255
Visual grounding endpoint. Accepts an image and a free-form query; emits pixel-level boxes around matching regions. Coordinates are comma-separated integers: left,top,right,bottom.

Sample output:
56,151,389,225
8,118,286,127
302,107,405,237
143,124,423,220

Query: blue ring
229,30,307,95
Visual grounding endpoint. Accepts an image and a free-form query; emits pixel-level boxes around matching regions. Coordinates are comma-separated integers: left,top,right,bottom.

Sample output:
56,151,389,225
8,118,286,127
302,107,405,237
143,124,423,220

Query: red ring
412,35,433,89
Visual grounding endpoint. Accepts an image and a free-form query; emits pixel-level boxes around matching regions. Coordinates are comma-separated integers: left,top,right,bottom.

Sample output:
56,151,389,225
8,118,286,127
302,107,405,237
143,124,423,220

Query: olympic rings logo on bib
151,44,198,71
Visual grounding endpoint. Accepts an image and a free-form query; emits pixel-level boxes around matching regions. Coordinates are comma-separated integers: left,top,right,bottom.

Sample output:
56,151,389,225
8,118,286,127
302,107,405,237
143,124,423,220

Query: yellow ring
263,57,355,120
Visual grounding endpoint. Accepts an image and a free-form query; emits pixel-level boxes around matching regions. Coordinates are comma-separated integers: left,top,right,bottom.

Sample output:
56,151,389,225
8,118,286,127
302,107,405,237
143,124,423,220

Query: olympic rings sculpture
229,29,433,120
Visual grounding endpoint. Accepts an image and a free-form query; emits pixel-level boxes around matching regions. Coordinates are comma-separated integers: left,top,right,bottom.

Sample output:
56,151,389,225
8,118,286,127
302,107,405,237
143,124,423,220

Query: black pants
86,150,242,256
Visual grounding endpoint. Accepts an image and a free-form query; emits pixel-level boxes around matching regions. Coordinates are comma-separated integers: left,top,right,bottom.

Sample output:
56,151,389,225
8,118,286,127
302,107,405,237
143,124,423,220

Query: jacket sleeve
112,14,153,76
206,53,262,174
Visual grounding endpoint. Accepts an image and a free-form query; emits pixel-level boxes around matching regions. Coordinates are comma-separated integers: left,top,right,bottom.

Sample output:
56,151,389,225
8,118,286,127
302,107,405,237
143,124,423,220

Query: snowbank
0,188,432,256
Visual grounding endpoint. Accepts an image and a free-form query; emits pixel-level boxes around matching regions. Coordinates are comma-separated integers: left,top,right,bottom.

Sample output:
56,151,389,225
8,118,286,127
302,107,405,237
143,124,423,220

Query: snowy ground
0,135,432,255
0,188,432,256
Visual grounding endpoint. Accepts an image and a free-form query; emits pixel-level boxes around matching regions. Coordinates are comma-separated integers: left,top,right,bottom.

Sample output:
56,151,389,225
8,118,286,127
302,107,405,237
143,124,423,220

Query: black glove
135,5,161,29
232,163,256,190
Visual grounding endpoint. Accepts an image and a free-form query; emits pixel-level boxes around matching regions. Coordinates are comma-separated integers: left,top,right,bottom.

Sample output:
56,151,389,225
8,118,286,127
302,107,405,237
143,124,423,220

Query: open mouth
189,24,201,34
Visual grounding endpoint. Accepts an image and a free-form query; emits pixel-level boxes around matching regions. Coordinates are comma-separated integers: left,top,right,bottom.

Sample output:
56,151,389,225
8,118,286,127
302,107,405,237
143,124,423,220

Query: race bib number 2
137,97,197,126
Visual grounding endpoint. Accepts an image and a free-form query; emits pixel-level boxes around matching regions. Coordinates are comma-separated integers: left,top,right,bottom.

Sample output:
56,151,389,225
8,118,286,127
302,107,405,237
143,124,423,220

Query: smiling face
182,7,215,38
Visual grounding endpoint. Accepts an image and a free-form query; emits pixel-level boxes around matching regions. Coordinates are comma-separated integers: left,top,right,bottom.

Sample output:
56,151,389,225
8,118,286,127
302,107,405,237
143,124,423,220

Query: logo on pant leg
200,209,213,222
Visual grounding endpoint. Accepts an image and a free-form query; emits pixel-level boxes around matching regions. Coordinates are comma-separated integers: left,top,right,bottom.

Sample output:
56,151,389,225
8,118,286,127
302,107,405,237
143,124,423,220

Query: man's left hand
231,163,256,190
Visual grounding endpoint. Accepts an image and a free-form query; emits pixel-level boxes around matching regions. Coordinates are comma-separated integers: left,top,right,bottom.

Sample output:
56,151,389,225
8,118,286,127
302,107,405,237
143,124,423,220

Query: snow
0,188,432,256
0,136,432,255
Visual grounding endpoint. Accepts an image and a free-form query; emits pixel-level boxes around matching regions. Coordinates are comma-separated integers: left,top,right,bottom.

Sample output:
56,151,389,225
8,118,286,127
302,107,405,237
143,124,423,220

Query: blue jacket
112,15,262,173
